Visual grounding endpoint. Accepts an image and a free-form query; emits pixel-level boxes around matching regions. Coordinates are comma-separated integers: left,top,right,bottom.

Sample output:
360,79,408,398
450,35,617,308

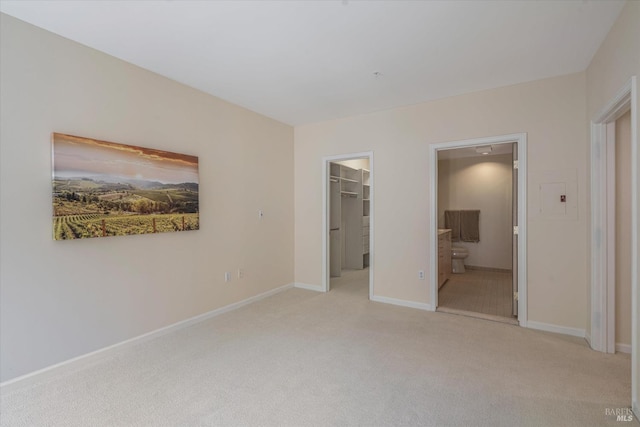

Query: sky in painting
53,134,199,184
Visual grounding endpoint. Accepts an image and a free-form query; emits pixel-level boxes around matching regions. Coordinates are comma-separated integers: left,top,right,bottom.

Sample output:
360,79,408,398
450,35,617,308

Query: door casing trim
428,133,528,326
589,76,637,415
321,151,374,297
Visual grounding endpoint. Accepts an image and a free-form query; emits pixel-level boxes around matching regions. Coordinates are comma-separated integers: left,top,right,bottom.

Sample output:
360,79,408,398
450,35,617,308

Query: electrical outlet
224,272,231,282
418,270,425,280
237,268,244,279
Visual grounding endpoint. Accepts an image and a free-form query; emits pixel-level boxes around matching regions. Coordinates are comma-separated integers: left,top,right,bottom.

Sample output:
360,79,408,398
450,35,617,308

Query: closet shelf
341,191,358,197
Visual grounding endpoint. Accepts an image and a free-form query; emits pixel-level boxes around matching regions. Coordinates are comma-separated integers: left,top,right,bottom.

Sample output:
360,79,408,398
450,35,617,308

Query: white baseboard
370,295,432,311
0,282,295,393
585,331,592,347
294,282,324,292
526,321,586,338
615,343,631,354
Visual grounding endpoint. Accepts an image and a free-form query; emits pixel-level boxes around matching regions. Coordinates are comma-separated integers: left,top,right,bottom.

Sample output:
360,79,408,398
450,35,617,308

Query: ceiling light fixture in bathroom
475,145,492,155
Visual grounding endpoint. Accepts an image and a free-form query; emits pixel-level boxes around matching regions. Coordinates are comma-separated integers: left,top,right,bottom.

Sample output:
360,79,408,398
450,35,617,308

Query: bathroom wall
438,154,513,270
615,110,632,349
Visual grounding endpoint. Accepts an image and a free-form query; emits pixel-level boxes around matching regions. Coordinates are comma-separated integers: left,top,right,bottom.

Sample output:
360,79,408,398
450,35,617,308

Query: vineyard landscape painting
52,133,199,240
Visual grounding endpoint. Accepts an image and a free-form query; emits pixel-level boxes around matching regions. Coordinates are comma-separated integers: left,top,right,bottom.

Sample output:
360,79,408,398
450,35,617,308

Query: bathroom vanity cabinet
438,229,452,288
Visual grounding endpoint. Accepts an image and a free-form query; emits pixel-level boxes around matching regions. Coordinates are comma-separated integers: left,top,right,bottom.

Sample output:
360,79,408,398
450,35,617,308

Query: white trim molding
616,343,632,354
631,77,638,417
589,76,638,416
294,282,324,292
590,78,634,354
370,295,432,311
0,282,295,393
428,133,528,326
526,321,586,338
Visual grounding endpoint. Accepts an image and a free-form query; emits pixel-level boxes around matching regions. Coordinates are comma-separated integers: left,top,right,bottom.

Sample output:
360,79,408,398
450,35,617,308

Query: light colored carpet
1,269,633,426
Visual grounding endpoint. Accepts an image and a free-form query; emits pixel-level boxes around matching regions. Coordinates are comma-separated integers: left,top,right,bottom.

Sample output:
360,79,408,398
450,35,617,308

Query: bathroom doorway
429,134,527,326
322,152,373,298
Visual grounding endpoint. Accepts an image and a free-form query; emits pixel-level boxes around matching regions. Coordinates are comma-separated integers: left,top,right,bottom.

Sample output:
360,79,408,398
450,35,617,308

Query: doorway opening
590,78,636,356
613,110,633,355
322,152,373,298
589,76,637,416
429,134,527,326
436,143,517,324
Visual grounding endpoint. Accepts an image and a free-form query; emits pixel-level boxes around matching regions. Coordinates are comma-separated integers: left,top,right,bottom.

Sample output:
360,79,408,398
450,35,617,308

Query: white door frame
589,77,637,413
322,151,374,298
428,133,528,326
590,77,636,352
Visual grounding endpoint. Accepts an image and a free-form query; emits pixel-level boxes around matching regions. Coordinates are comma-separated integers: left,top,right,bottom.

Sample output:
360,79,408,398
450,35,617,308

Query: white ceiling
0,0,625,126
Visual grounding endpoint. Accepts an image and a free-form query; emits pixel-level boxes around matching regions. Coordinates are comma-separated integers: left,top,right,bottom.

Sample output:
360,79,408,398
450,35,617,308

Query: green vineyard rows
53,213,199,240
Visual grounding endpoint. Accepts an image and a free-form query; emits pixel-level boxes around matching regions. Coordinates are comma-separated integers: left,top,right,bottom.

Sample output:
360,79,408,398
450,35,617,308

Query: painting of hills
52,133,199,240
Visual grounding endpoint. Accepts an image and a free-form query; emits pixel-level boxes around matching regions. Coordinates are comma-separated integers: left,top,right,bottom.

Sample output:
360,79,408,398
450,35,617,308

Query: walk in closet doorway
322,152,374,298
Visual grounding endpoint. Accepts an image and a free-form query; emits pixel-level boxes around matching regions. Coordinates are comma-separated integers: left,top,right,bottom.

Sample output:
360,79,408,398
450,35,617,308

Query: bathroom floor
438,268,515,320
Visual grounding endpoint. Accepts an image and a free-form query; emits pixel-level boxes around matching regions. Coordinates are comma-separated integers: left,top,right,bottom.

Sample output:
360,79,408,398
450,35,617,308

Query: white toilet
451,246,469,273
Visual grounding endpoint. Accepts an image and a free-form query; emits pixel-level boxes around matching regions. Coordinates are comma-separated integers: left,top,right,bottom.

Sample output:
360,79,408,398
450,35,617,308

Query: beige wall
0,14,294,382
2,1,635,399
616,111,632,347
585,0,639,412
295,72,588,330
438,154,512,270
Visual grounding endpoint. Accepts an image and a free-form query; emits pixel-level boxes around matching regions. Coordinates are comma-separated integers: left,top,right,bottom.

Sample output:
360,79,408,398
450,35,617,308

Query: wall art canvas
52,133,199,240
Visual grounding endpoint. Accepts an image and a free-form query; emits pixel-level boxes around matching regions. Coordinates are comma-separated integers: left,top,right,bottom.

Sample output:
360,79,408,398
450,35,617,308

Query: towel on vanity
460,210,480,242
444,210,461,242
